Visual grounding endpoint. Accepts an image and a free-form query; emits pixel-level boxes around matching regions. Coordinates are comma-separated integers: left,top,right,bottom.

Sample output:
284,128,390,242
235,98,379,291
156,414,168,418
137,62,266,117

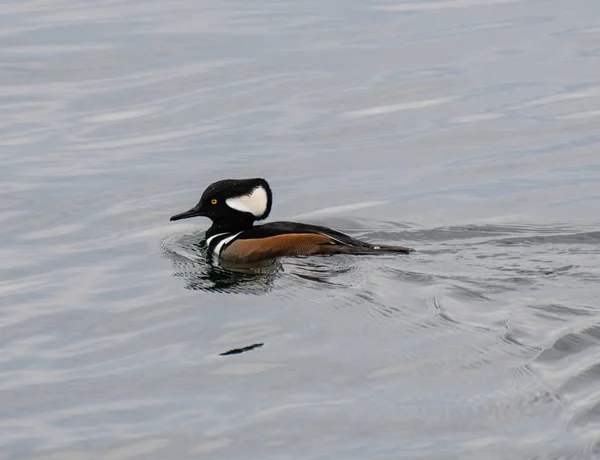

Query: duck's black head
170,178,273,235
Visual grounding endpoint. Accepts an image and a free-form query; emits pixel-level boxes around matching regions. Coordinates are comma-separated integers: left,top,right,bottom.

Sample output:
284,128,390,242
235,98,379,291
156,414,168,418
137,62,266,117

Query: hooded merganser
170,178,415,263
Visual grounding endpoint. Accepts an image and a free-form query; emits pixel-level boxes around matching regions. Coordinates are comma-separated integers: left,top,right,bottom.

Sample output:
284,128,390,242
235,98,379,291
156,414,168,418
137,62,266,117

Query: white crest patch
226,185,268,217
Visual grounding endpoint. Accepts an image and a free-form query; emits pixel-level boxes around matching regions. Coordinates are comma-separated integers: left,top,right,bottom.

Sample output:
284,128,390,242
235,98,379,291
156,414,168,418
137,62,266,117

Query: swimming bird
170,178,414,263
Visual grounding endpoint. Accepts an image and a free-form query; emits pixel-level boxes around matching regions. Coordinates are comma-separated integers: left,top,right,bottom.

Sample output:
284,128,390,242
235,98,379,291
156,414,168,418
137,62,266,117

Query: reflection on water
162,231,364,294
161,233,282,294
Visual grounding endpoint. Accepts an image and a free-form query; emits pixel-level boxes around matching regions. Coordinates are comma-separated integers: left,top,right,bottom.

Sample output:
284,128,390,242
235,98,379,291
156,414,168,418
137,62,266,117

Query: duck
170,178,414,263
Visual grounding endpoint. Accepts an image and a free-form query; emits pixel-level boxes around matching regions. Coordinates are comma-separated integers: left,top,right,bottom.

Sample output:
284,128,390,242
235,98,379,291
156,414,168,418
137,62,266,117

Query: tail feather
338,234,415,254
369,243,415,254
322,241,415,255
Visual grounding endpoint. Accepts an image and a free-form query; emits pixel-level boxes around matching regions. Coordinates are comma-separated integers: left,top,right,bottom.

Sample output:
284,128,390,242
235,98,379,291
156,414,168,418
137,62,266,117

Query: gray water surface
2,0,600,459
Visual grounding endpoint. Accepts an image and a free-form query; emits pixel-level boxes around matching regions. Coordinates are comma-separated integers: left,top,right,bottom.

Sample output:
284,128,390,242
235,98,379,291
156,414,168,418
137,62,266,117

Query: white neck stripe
213,231,242,256
206,232,229,247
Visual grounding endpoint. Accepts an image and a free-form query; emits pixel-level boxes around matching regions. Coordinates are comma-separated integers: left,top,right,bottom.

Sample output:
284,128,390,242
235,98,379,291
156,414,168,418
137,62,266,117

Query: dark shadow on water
219,343,264,356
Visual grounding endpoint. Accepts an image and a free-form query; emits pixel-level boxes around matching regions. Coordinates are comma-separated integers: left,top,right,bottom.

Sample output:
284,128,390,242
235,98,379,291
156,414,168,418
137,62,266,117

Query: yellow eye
211,199,218,205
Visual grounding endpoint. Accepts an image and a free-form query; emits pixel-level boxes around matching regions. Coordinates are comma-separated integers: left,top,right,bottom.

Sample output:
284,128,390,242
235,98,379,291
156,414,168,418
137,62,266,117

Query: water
2,0,600,458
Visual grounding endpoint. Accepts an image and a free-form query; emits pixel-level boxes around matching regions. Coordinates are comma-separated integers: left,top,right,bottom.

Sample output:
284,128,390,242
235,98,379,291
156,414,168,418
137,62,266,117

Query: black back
236,221,372,248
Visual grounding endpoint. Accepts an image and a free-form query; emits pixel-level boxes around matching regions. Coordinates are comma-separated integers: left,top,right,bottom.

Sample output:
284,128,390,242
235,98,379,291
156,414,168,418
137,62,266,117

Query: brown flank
221,233,341,263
